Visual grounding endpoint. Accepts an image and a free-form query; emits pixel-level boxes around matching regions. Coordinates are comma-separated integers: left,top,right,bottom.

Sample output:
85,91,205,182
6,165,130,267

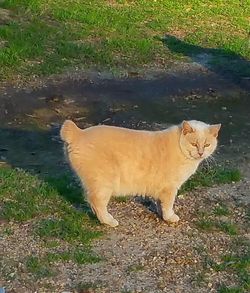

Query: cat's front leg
159,187,179,223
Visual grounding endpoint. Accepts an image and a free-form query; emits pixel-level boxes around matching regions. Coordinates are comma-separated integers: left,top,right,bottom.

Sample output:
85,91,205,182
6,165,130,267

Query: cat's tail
60,120,79,144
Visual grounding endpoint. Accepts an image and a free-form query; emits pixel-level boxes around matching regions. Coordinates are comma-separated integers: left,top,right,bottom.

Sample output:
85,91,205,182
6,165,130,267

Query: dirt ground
0,62,249,292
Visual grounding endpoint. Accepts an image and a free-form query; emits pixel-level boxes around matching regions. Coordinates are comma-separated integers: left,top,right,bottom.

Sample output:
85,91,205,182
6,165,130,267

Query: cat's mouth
193,155,204,160
189,151,204,160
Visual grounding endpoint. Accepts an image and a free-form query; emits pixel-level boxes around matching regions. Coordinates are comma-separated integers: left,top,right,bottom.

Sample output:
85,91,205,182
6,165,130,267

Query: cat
60,120,221,227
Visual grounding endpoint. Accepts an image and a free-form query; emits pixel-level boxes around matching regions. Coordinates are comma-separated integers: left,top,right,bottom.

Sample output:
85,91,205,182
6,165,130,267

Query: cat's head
179,120,221,160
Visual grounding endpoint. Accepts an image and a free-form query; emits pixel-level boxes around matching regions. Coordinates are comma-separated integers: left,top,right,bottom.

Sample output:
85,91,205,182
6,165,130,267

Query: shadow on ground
161,35,250,90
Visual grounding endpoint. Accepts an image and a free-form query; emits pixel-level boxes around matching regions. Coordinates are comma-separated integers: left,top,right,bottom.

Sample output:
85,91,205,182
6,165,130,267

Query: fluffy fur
61,120,221,227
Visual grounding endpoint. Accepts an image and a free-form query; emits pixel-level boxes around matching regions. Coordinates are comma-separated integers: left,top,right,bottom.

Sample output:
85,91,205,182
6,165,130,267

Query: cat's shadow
135,196,162,219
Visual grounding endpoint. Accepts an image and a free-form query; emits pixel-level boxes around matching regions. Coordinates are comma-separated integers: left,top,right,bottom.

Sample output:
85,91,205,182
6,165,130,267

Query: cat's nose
198,151,203,157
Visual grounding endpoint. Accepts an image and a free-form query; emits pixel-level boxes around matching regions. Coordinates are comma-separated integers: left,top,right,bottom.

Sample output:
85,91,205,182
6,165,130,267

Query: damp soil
0,65,250,177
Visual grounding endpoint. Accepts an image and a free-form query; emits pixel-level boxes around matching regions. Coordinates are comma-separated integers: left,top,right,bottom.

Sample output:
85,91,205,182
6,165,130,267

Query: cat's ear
182,121,194,135
209,124,221,138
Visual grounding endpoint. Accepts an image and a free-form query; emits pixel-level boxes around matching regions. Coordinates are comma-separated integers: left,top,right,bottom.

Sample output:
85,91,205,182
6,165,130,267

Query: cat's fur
61,120,221,227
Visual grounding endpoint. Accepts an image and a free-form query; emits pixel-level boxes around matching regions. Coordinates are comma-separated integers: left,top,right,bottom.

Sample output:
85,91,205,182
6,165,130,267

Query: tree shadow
161,35,250,90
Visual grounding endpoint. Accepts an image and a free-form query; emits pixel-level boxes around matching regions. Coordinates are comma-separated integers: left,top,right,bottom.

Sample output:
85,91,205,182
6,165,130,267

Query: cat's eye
204,143,210,147
191,142,197,147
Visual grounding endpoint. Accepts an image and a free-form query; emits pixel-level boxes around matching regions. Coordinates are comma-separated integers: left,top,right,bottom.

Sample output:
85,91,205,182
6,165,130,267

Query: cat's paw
104,218,119,227
164,213,180,223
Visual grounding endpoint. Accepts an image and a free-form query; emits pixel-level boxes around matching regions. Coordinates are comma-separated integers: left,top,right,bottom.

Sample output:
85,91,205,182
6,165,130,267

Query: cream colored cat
61,120,221,227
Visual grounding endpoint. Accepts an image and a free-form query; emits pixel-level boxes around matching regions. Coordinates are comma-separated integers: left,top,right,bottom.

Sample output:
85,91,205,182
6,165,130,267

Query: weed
75,281,99,292
196,218,238,236
194,272,207,286
45,248,101,265
181,167,241,193
25,248,101,280
216,221,238,236
215,252,250,292
25,256,55,279
214,204,230,216
196,219,214,231
44,240,60,248
1,227,14,236
218,285,242,293
203,255,217,270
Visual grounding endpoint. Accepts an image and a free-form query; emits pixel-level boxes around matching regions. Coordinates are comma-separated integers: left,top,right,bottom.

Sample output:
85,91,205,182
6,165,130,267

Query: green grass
196,201,238,236
0,167,102,242
214,204,230,216
45,248,101,264
45,175,83,204
25,248,101,280
196,240,250,292
196,219,215,231
0,0,249,80
75,282,99,292
35,217,100,244
194,272,207,286
217,221,238,236
26,256,55,279
196,218,238,236
216,253,250,292
218,286,243,293
0,168,62,221
44,240,61,248
181,166,241,193
1,227,14,236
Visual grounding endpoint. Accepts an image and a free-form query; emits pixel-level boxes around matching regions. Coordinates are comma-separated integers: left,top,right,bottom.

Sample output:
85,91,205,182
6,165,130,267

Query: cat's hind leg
88,189,118,227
